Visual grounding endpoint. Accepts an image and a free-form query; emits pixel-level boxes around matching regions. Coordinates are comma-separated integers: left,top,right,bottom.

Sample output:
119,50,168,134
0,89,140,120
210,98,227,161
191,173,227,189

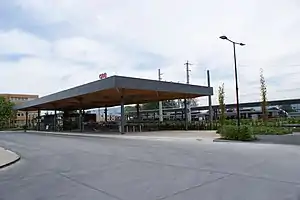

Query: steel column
120,96,125,134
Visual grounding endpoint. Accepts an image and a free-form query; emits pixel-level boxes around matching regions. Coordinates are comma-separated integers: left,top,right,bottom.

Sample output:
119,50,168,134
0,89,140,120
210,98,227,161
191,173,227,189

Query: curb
26,131,203,142
0,149,20,169
213,138,258,144
27,131,121,140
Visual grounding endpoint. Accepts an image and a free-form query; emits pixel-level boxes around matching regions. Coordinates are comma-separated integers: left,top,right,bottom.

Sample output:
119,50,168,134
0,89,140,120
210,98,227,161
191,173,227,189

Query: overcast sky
1,0,300,105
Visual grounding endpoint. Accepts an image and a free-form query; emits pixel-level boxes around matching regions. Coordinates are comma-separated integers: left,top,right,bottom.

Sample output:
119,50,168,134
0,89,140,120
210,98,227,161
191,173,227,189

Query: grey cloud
2,0,300,104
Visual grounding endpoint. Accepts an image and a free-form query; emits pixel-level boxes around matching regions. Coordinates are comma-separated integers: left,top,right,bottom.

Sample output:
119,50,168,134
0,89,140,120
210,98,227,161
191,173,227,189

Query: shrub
252,126,292,135
218,125,256,141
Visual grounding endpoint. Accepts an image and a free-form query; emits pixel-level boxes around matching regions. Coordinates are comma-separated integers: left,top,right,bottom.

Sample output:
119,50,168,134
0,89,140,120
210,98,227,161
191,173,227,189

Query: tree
189,98,198,107
177,99,184,108
162,100,178,108
141,100,179,110
0,97,15,129
218,83,226,127
260,68,268,122
124,106,136,113
141,102,158,110
178,98,198,108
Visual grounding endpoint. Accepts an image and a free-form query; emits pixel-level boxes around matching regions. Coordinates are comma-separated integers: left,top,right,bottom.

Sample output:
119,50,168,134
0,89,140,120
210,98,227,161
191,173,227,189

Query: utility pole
185,60,191,84
158,69,163,122
184,61,192,122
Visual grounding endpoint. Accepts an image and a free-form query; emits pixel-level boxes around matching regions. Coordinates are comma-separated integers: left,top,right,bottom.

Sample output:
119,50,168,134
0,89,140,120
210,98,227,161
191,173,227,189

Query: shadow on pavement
214,133,300,146
256,133,300,146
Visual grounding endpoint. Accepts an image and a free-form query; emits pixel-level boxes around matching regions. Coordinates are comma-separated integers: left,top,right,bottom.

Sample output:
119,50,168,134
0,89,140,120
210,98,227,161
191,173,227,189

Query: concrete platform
0,146,20,169
26,130,220,142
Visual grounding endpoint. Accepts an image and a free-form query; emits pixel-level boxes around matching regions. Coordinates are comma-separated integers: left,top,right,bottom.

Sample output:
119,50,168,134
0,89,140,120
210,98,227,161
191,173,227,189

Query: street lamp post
219,35,245,128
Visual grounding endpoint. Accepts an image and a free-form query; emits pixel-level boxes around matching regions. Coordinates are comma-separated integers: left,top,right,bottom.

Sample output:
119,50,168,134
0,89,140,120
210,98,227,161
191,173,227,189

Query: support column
158,69,163,122
136,103,141,132
25,111,28,132
120,96,125,134
187,100,192,122
136,104,140,121
79,109,83,132
207,70,213,130
54,109,57,132
76,97,84,132
82,110,85,132
104,106,108,122
159,101,163,122
184,99,188,130
37,109,40,131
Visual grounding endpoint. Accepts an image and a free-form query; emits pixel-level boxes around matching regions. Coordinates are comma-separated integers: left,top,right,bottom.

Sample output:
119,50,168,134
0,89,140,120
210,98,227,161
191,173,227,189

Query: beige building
0,94,39,127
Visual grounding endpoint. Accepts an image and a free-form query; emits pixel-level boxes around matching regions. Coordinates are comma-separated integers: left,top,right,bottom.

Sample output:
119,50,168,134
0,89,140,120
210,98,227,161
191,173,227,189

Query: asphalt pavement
0,131,300,200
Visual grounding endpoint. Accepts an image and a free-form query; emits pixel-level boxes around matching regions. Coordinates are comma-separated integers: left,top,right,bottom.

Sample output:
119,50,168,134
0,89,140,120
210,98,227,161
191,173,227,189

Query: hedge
252,126,292,135
218,125,256,141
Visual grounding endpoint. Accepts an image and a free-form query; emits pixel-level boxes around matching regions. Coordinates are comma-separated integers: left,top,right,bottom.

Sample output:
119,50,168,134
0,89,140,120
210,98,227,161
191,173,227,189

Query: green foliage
221,118,292,135
163,100,178,108
218,116,292,141
218,83,226,126
3,127,23,131
252,126,292,135
219,125,256,141
219,122,291,138
292,127,300,132
22,125,28,131
142,102,159,110
260,68,268,122
124,106,136,113
286,117,300,124
142,100,179,110
0,97,15,129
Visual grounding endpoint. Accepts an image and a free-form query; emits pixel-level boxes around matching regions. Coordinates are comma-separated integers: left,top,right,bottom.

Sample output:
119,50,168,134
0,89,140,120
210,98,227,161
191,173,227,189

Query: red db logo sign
99,73,107,80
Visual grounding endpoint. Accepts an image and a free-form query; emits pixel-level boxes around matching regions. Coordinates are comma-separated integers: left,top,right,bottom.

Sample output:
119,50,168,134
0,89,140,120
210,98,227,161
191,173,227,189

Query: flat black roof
127,98,300,114
14,75,213,111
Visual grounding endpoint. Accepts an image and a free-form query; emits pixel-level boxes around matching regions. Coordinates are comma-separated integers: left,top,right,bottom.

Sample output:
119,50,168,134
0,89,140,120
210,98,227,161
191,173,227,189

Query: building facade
0,94,39,127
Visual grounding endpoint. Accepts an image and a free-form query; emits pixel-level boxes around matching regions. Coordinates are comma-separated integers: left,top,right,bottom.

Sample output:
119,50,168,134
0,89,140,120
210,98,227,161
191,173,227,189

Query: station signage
99,73,107,80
